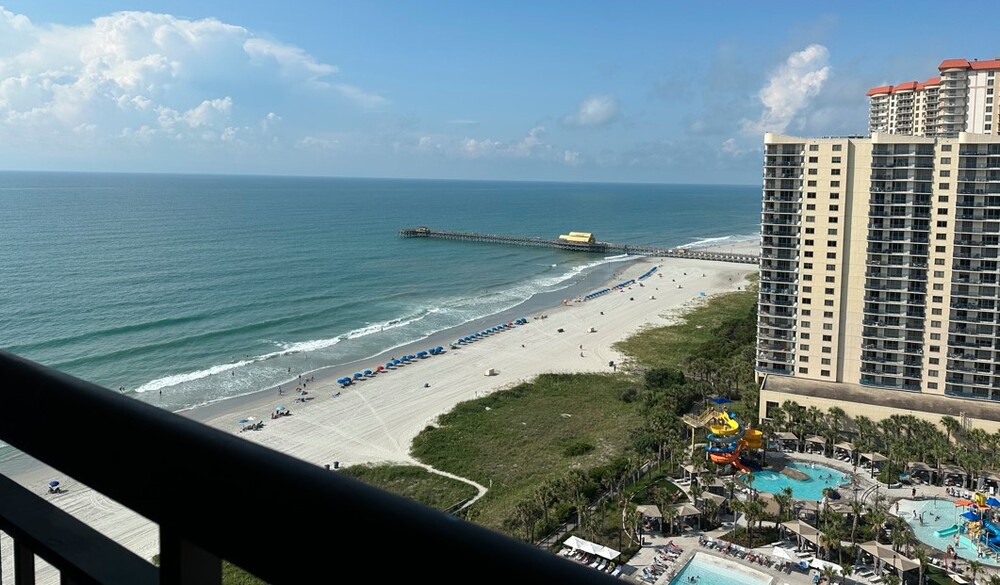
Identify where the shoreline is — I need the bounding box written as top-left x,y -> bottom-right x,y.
0,241 -> 758,583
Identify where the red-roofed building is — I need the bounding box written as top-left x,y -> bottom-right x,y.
868,58 -> 1000,137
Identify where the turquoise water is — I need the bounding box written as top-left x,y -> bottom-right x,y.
906,499 -> 1000,566
0,172 -> 760,419
669,553 -> 770,585
748,461 -> 848,501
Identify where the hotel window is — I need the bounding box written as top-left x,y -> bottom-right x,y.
820,370 -> 830,377
805,228 -> 815,234
809,145 -> 819,151
805,239 -> 814,245
831,169 -> 841,175
928,382 -> 938,389
801,309 -> 811,316
801,322 -> 810,328
822,323 -> 833,331
830,181 -> 840,187
822,346 -> 832,352
803,298 -> 811,304
807,192 -> 816,198
825,276 -> 835,283
808,180 -> 817,187
933,283 -> 943,290
799,344 -> 809,350
941,145 -> 951,151
832,144 -> 842,151
933,271 -> 944,278
808,168 -> 818,175
804,251 -> 813,257
802,286 -> 812,292
822,335 -> 831,342
799,356 -> 809,362
934,258 -> 945,265
929,357 -> 939,365
939,183 -> 950,190
800,333 -> 810,339
929,370 -> 938,377
932,296 -> 942,302
799,367 -> 808,374
830,193 -> 839,199
821,358 -> 830,365
803,263 -> 813,269
824,287 -> 834,294
823,311 -> 833,318
809,157 -> 818,163
932,308 -> 942,315
826,252 -> 836,259
806,204 -> 816,210
829,204 -> 839,211
827,241 -> 836,247
931,320 -> 941,328
941,157 -> 951,164
830,217 -> 838,223
940,170 -> 950,177
823,300 -> 833,307
827,229 -> 837,236
825,264 -> 835,270
832,157 -> 841,163
935,246 -> 946,253
936,234 -> 947,240
804,275 -> 812,281
805,216 -> 815,222
930,345 -> 940,353
937,209 -> 948,215
930,333 -> 941,340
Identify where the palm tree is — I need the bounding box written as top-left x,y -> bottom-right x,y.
741,498 -> 766,547
911,547 -> 929,585
968,560 -> 983,585
820,566 -> 837,585
534,482 -> 555,528
941,415 -> 961,444
849,498 -> 865,550
774,486 -> 793,523
701,498 -> 720,526
662,505 -> 679,536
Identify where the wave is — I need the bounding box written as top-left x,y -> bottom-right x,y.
132,258 -> 609,397
677,233 -> 759,249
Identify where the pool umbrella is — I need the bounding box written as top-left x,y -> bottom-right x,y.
954,499 -> 974,507
961,511 -> 980,521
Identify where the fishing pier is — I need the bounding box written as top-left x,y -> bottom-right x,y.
398,227 -> 759,264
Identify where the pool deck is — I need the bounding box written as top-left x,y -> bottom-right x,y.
621,450 -> 1000,584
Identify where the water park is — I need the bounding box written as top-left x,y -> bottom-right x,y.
901,493 -> 1000,567
684,398 -> 764,475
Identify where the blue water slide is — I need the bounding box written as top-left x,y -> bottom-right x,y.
706,441 -> 739,455
984,520 -> 1000,537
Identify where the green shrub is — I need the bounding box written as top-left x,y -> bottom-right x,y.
563,439 -> 595,457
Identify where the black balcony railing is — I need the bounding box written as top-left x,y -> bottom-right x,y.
0,351 -> 620,585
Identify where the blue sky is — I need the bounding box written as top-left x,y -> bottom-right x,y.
0,2 -> 995,184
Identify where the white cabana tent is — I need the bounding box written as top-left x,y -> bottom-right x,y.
810,557 -> 843,575
563,535 -> 621,561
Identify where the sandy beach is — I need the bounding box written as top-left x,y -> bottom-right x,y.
2,242 -> 757,582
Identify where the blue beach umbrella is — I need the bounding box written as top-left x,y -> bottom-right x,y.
238,418 -> 251,425
353,372 -> 363,379
386,362 -> 394,368
393,359 -> 401,365
435,346 -> 443,353
48,480 -> 60,488
363,369 -> 372,376
417,351 -> 427,358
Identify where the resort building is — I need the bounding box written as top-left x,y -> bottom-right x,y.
868,58 -> 1000,137
757,131 -> 1000,432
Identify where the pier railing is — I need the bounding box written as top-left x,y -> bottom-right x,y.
400,227 -> 759,264
0,350 -> 620,584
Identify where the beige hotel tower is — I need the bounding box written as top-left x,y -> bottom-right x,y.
756,58 -> 1000,431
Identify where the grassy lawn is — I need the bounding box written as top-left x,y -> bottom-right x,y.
411,372 -> 644,532
340,464 -> 477,512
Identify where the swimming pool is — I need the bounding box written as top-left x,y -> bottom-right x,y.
669,552 -> 772,585
903,498 -> 1000,567
747,461 -> 848,501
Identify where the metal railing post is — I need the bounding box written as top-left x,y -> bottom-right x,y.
159,527 -> 221,585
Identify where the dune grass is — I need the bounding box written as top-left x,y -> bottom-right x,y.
411,372 -> 643,531
340,464 -> 477,512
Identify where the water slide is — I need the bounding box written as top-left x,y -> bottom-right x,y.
935,525 -> 959,537
705,411 -> 759,471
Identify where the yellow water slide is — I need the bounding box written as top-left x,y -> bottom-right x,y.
743,429 -> 763,449
708,412 -> 740,438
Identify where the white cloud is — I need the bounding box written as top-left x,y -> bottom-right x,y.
0,9 -> 385,152
296,136 -> 337,150
562,95 -> 618,127
446,119 -> 478,125
741,44 -> 830,136
458,126 -> 550,159
563,150 -> 581,166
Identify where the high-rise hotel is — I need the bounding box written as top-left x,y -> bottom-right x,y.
756,130 -> 1000,431
867,57 -> 1000,137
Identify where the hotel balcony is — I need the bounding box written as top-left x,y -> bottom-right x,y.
944,386 -> 999,401
957,196 -> 1000,208
0,352 -> 617,585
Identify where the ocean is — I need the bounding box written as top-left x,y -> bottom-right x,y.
0,172 -> 759,417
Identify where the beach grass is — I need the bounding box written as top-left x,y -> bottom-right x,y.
612,285 -> 757,371
340,464 -> 478,512
411,372 -> 643,532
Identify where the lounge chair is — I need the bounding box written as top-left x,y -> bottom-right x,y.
868,576 -> 882,584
